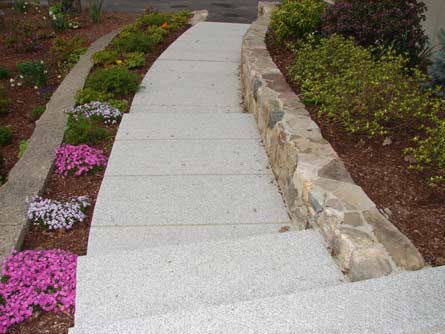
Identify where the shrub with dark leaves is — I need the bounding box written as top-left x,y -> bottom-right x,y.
322,0 -> 429,65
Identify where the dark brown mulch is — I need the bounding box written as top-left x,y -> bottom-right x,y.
266,32 -> 445,267
14,24 -> 191,334
0,6 -> 137,181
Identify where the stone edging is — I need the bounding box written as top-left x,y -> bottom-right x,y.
0,29 -> 122,263
241,2 -> 425,281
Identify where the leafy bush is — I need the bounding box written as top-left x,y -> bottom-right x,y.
51,36 -> 87,71
0,250 -> 77,333
0,127 -> 12,146
31,105 -> 46,120
0,67 -> 10,80
16,60 -> 48,87
4,19 -> 39,53
271,0 -> 326,43
92,50 -> 119,66
11,0 -> 31,13
64,114 -> 109,145
112,30 -> 163,53
406,119 -> 445,184
55,144 -> 107,176
75,87 -> 114,105
27,196 -> 90,230
85,66 -> 139,97
322,0 -> 429,65
289,35 -> 436,137
0,84 -> 11,113
124,52 -> 146,69
49,3 -> 67,32
429,29 -> 445,94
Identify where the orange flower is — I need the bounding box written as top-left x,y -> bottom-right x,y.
161,22 -> 168,30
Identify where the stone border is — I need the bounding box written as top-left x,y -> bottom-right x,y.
0,29 -> 122,263
241,2 -> 425,281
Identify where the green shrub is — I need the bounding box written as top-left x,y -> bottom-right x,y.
75,87 -> 114,105
64,114 -> 109,145
51,36 -> 87,71
49,3 -> 67,33
124,52 -> 146,69
16,60 -> 47,87
0,68 -> 10,80
85,66 -> 139,97
406,119 -> 445,185
137,12 -> 170,27
92,50 -> 119,66
108,99 -> 128,113
11,0 -> 31,13
18,140 -> 27,159
88,0 -> 104,23
31,106 -> 46,120
271,0 -> 326,43
0,85 -> 11,114
0,127 -> 12,146
290,34 -> 437,138
429,29 -> 445,94
112,31 -> 163,53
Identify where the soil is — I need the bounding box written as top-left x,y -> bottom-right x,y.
266,32 -> 445,268
0,5 -> 137,181
11,23 -> 191,334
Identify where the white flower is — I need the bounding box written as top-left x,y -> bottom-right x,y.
40,60 -> 44,64
11,83 -> 15,87
57,75 -> 62,79
9,78 -> 15,83
17,82 -> 22,87
43,16 -> 47,20
19,75 -> 24,79
49,10 -> 53,15
34,86 -> 38,90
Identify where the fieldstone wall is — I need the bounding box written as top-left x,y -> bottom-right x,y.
241,2 -> 425,281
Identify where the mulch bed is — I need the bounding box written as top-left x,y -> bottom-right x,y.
12,24 -> 190,334
0,4 -> 137,181
266,33 -> 445,267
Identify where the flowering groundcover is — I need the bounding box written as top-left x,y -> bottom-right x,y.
55,144 -> 108,177
0,250 -> 77,334
68,101 -> 122,125
27,196 -> 90,230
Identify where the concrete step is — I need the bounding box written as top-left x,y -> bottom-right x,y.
71,266 -> 445,334
91,174 -> 290,227
73,231 -> 344,328
87,224 -> 295,256
116,113 -> 260,140
131,60 -> 241,109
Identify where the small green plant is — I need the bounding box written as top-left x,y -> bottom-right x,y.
271,0 -> 326,43
49,3 -> 66,33
75,87 -> 114,105
51,36 -> 87,72
0,68 -> 10,80
88,0 -> 104,23
11,0 -> 31,13
92,50 -> 119,66
0,127 -> 12,146
64,114 -> 109,145
31,106 -> 46,120
85,66 -> 139,97
124,52 -> 146,69
18,140 -> 27,159
112,31 -> 163,53
16,60 -> 48,87
0,85 -> 11,113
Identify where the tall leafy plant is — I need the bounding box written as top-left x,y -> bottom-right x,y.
429,29 -> 445,95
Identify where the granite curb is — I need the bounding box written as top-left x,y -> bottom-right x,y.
240,2 -> 425,281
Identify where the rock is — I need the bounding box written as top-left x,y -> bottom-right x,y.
350,247 -> 393,281
363,209 -> 425,270
382,137 -> 392,146
318,159 -> 355,184
333,227 -> 375,268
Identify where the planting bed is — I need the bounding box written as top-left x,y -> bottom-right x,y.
0,3 -> 135,182
267,33 -> 445,267
1,8 -> 191,334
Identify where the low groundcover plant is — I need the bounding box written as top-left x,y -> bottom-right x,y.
55,144 -> 108,177
27,196 -> 90,230
0,249 -> 77,333
68,101 -> 122,125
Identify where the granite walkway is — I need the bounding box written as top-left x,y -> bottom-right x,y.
70,22 -> 445,334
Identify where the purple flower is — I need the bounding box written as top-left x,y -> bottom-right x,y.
68,101 -> 122,125
54,144 -> 108,177
0,250 -> 77,333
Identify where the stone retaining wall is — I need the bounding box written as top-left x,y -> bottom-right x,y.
241,2 -> 425,281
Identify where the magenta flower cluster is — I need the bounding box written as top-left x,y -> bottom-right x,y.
55,144 -> 108,177
27,196 -> 90,230
0,250 -> 77,333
